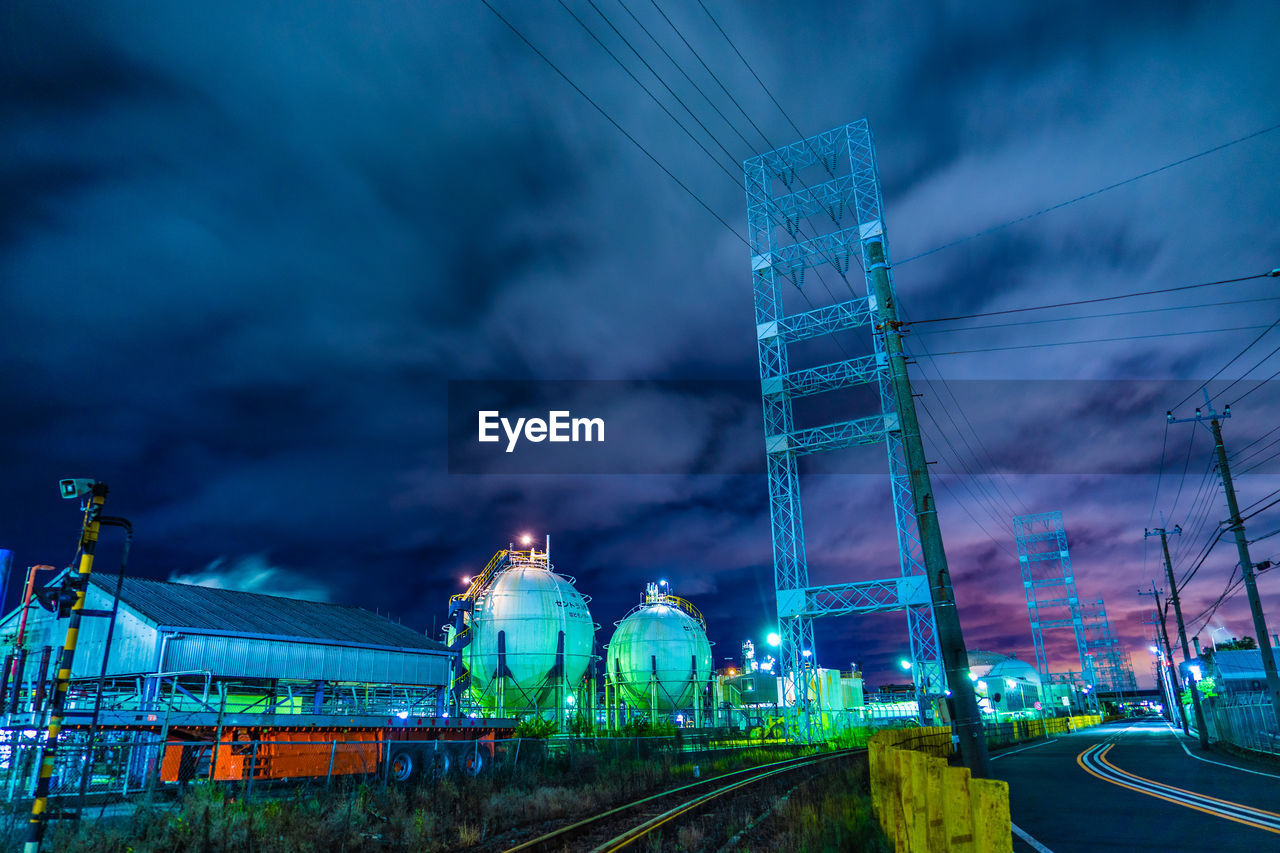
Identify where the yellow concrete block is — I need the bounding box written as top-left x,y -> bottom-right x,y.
895,748 -> 912,852
925,753 -> 946,851
908,750 -> 930,850
942,765 -> 975,853
970,777 -> 1012,853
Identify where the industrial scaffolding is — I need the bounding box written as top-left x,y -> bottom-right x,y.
747,119 -> 944,739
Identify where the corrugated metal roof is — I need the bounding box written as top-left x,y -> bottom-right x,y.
89,575 -> 446,652
1213,648 -> 1280,679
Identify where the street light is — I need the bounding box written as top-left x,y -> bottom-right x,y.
900,659 -> 912,671
766,632 -> 781,647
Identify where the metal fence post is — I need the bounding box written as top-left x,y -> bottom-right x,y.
512,737 -> 520,773
246,741 -> 259,802
326,740 -> 337,790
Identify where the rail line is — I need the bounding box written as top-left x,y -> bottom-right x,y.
501,748 -> 860,853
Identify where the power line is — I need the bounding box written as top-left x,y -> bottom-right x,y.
1241,493 -> 1280,522
1233,422 -> 1280,459
919,325 -> 1271,357
1212,336 -> 1280,403
614,0 -> 755,150
1168,425 -> 1198,520
695,0 -> 806,142
1150,421 -> 1170,526
904,273 -> 1271,327
912,295 -> 1280,337
1237,445 -> 1280,477
1230,363 -> 1280,407
478,0 -> 743,239
1171,313 -> 1280,411
1177,526 -> 1227,592
1242,486 -> 1280,516
897,120 -> 1280,265
1233,433 -> 1280,468
559,0 -> 740,183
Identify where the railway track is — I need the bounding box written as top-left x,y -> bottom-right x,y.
500,747 -> 862,853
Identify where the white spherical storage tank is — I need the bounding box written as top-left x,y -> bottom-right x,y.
466,558 -> 595,714
608,584 -> 713,711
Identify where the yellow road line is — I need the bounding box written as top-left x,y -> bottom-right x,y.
1096,745 -> 1280,819
1075,744 -> 1280,835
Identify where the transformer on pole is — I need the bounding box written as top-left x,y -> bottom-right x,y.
745,120 -> 944,739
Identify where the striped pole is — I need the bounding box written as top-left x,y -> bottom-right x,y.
25,483 -> 107,853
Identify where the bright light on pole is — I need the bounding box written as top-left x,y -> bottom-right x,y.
766,632 -> 781,647
900,659 -> 912,671
520,534 -> 533,546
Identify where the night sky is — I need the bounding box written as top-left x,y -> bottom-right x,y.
3,1 -> 1279,692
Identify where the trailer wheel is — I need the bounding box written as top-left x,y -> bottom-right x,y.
461,749 -> 484,776
429,750 -> 451,778
389,748 -> 417,784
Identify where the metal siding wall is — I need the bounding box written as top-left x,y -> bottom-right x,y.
163,634 -> 449,686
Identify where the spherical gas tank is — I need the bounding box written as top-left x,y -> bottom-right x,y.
467,561 -> 595,712
608,594 -> 713,711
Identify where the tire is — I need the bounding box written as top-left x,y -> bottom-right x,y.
461,748 -> 484,776
389,748 -> 417,784
429,748 -> 451,779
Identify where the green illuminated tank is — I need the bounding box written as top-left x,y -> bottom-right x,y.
607,583 -> 713,711
466,554 -> 595,713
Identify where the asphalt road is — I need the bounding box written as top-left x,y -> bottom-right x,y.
991,718 -> 1280,852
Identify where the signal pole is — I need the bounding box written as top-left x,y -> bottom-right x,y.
1144,528 -> 1207,745
867,238 -> 991,778
1168,396 -> 1280,732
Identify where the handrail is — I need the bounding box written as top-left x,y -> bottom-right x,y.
450,549 -> 509,606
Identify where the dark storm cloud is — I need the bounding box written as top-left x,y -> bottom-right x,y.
2,0 -> 1278,689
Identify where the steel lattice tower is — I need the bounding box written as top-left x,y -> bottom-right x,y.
1083,599 -> 1137,694
1012,512 -> 1097,687
746,120 -> 944,733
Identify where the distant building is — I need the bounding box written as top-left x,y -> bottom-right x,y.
967,650 -> 1044,717
1206,648 -> 1280,696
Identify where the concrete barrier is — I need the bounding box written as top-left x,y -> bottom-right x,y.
869,715 -> 1103,851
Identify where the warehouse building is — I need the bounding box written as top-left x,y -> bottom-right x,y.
0,572 -> 455,723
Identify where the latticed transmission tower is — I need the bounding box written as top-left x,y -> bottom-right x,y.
1083,599 -> 1138,694
1013,512 -> 1098,689
746,120 -> 944,734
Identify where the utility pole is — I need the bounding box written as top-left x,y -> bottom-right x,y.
1140,583 -> 1185,732
867,238 -> 991,778
1144,529 -> 1207,745
1168,396 -> 1280,730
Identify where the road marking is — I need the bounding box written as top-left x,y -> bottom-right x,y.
1163,721 -> 1280,779
1076,743 -> 1280,834
1011,822 -> 1055,852
992,738 -> 1056,760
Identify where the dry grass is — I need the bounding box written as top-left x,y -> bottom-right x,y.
27,743 -> 806,852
